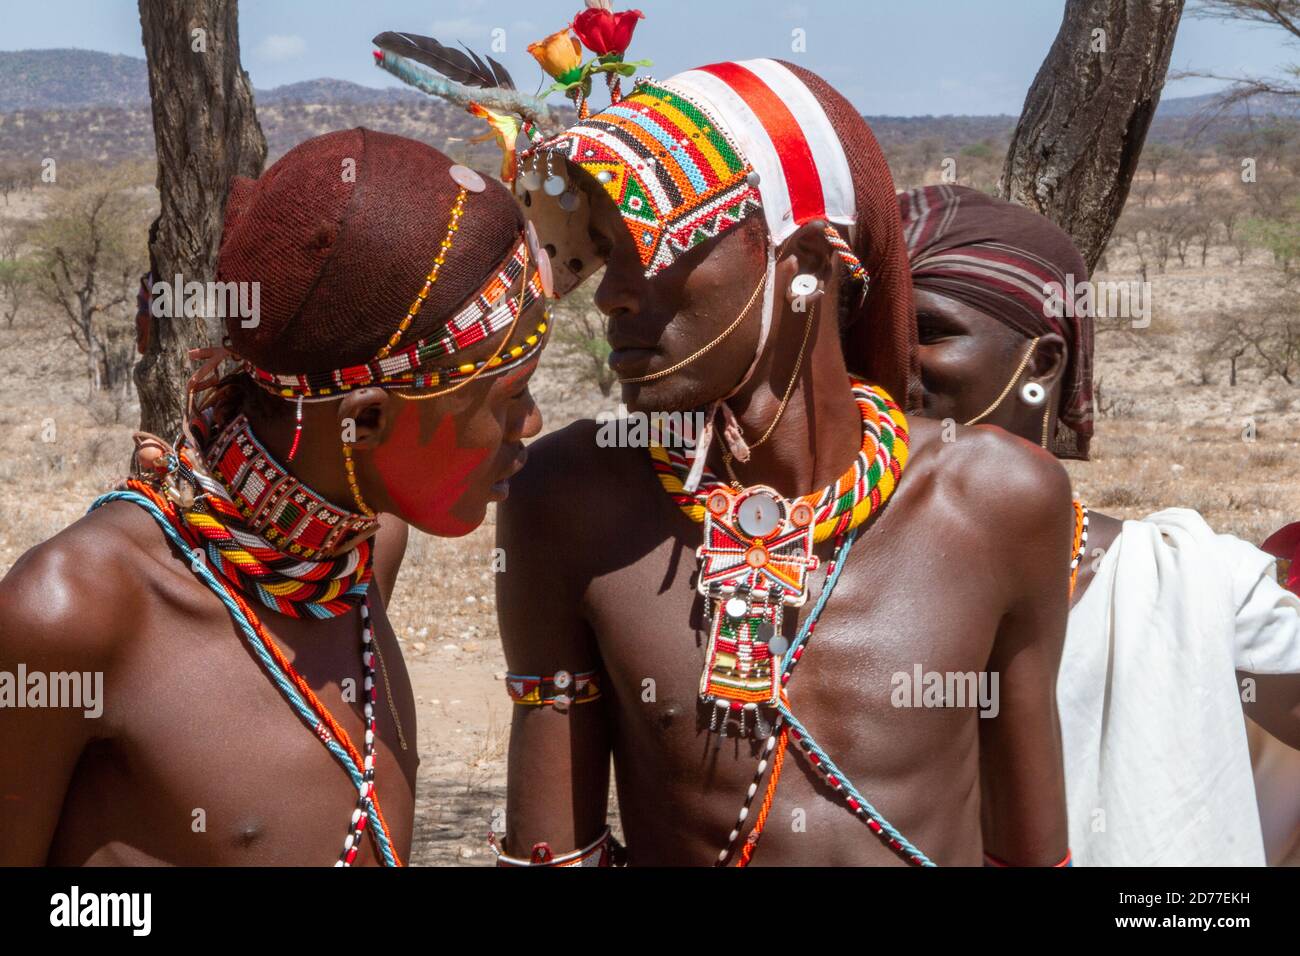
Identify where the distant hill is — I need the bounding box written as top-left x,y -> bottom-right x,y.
4,47 -> 1299,118
0,48 -> 1294,170
0,48 -> 430,112
256,78 -> 427,107
0,49 -> 150,111
1153,89 -> 1300,118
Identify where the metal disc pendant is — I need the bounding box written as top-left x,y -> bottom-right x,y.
520,168 -> 543,191
725,596 -> 748,619
756,621 -> 775,644
543,174 -> 567,196
558,189 -> 580,211
448,164 -> 486,193
768,634 -> 790,657
737,490 -> 782,538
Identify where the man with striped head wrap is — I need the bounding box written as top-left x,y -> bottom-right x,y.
898,183 -> 1093,459
896,184 -> 1300,867
496,62 -> 1076,867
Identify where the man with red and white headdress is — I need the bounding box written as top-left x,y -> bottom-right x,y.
494,59 -> 1076,867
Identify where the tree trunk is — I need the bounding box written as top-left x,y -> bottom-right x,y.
133,0 -> 266,439
998,0 -> 1185,272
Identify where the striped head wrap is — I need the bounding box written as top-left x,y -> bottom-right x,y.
898,184 -> 1094,460
523,58 -> 919,410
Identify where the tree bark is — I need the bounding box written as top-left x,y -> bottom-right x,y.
134,0 -> 266,438
998,0 -> 1185,272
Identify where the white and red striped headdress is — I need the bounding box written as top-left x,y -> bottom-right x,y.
522,58 -> 919,412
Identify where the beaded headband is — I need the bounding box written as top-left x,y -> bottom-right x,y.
242,173 -> 555,402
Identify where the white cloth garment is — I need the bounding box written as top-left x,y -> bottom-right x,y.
1060,508 -> 1300,866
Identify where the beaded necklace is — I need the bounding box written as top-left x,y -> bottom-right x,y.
1069,500 -> 1089,597
650,378 -> 908,738
645,376 -> 928,863
176,411 -> 375,618
651,378 -> 908,544
90,413 -> 403,866
203,412 -> 379,560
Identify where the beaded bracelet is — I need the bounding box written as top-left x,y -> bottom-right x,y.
983,849 -> 1073,867
490,827 -> 621,867
505,669 -> 601,711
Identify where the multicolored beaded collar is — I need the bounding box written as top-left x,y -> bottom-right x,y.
203,412 -> 379,560
650,378 -> 909,544
134,410 -> 375,620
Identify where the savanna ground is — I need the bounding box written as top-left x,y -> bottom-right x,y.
1,175 -> 1297,865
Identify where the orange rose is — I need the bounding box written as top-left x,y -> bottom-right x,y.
527,29 -> 583,84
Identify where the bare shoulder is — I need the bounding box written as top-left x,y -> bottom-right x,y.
907,417 -> 1073,534
0,499 -> 181,669
502,419 -> 648,546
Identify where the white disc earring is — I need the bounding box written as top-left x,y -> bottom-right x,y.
789,273 -> 819,299
1020,381 -> 1046,406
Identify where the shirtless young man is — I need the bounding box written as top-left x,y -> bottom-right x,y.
0,129 -> 549,865
495,61 -> 1074,866
897,182 -> 1300,865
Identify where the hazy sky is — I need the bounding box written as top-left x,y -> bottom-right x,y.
1,0 -> 1296,115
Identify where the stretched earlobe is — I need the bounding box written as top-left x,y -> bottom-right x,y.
337,388 -> 392,451
787,272 -> 822,302
778,220 -> 834,304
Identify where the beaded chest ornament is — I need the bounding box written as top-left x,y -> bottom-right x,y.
653,378 -> 909,738
696,484 -> 818,736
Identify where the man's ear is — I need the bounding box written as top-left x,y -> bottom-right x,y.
337,388 -> 395,450
776,220 -> 834,303
1030,333 -> 1068,393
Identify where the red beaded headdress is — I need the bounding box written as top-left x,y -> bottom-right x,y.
216,128 -> 553,402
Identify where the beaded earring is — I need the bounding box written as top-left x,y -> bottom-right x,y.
341,442 -> 375,517
286,395 -> 304,463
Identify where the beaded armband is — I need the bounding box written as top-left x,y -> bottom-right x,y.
983,849 -> 1072,867
505,669 -> 600,710
491,827 -> 622,867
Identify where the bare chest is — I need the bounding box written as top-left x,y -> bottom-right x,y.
50,579 -> 418,866
581,506 -> 1005,864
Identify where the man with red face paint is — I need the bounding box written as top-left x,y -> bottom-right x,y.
494,62 -> 1074,867
0,129 -> 550,865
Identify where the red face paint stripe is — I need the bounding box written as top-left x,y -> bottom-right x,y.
697,61 -> 825,226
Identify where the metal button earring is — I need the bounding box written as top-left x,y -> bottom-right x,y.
1020,381 -> 1046,405
788,273 -> 819,300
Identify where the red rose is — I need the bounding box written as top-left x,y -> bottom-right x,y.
1262,521 -> 1300,597
572,8 -> 644,57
